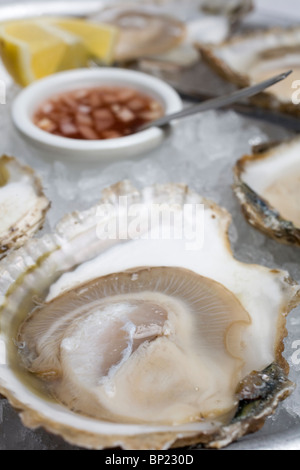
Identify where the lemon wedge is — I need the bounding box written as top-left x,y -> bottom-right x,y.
0,18 -> 118,87
0,19 -> 87,86
47,18 -> 119,65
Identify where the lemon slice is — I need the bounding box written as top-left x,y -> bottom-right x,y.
0,18 -> 118,87
47,18 -> 119,65
0,19 -> 87,86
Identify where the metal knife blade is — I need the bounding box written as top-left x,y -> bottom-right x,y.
138,70 -> 294,131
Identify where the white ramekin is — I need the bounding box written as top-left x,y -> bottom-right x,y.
12,68 -> 183,162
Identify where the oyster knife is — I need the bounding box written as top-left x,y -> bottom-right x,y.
138,70 -> 293,131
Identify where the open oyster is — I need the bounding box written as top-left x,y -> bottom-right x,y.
200,27 -> 300,115
0,181 -> 298,450
234,137 -> 300,246
91,3 -> 238,70
92,4 -> 186,62
0,155 -> 50,257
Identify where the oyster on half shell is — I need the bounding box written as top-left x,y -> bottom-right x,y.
0,155 -> 50,257
91,3 -> 241,71
92,4 -> 186,62
200,27 -> 300,115
234,136 -> 300,246
0,181 -> 298,450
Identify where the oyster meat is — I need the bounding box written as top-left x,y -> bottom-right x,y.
200,27 -> 300,115
0,181 -> 298,450
234,136 -> 300,246
0,155 -> 50,257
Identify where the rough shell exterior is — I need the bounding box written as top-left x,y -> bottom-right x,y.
233,141 -> 300,246
0,155 -> 50,257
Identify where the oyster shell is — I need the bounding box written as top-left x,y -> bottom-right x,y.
234,137 -> 300,246
0,155 -> 50,257
201,0 -> 253,22
0,181 -> 298,450
91,3 -> 238,70
92,4 -> 186,62
200,27 -> 300,115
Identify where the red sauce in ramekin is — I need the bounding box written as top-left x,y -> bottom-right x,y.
33,86 -> 164,140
